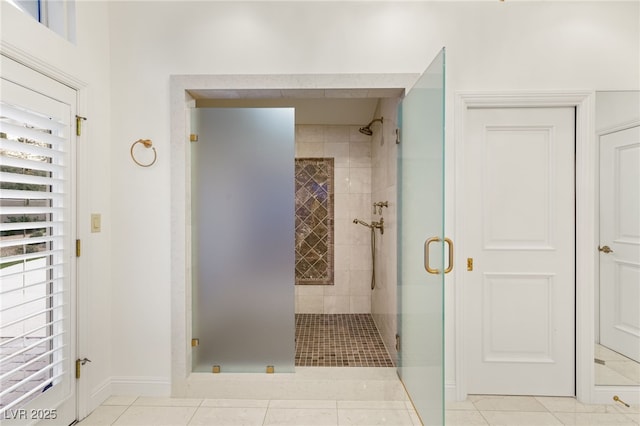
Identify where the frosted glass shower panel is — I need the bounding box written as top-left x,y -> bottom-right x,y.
397,48 -> 445,424
191,108 -> 295,373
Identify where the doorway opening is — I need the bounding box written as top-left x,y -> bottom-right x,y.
188,92 -> 403,371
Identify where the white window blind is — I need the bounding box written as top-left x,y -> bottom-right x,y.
0,99 -> 70,414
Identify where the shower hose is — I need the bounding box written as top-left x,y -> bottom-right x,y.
370,227 -> 376,290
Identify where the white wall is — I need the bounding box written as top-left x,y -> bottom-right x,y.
107,1 -> 639,396
596,91 -> 640,132
294,125 -> 375,314
371,98 -> 401,365
0,0 -> 113,415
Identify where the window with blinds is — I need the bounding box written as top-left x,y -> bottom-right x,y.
6,0 -> 77,43
0,100 -> 70,414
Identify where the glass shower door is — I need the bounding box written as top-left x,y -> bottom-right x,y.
191,108 -> 296,373
397,48 -> 446,424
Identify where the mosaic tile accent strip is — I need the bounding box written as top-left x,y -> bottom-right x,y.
295,158 -> 334,285
295,314 -> 394,367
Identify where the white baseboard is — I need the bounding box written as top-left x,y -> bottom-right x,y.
76,378 -> 112,420
110,376 -> 171,397
445,381 -> 459,402
90,378 -> 112,405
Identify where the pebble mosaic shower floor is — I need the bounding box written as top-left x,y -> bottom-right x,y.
295,314 -> 394,367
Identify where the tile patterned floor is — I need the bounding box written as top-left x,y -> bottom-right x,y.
78,395 -> 640,425
295,314 -> 394,367
78,396 -> 420,425
447,395 -> 640,426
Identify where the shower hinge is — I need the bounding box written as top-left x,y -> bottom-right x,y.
395,128 -> 401,144
75,358 -> 91,379
76,115 -> 87,136
76,239 -> 81,257
190,134 -> 199,142
212,365 -> 221,374
191,338 -> 199,347
266,365 -> 275,374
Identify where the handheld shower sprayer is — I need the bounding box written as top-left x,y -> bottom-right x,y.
352,217 -> 384,235
353,218 -> 371,227
352,217 -> 385,290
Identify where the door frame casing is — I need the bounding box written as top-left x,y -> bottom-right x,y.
454,91 -> 596,403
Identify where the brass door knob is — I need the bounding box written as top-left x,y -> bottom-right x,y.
598,245 -> 614,254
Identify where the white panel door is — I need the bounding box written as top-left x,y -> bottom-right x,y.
464,107 -> 575,396
599,125 -> 640,363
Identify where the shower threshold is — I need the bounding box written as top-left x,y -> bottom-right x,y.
295,314 -> 394,367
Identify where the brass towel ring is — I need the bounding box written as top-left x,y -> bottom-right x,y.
130,139 -> 157,167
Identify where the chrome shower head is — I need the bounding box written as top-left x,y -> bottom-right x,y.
358,117 -> 383,136
358,126 -> 373,136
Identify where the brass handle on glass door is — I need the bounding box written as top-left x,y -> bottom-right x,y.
444,238 -> 454,274
424,236 -> 441,274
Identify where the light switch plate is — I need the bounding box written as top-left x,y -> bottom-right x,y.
91,214 -> 101,233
